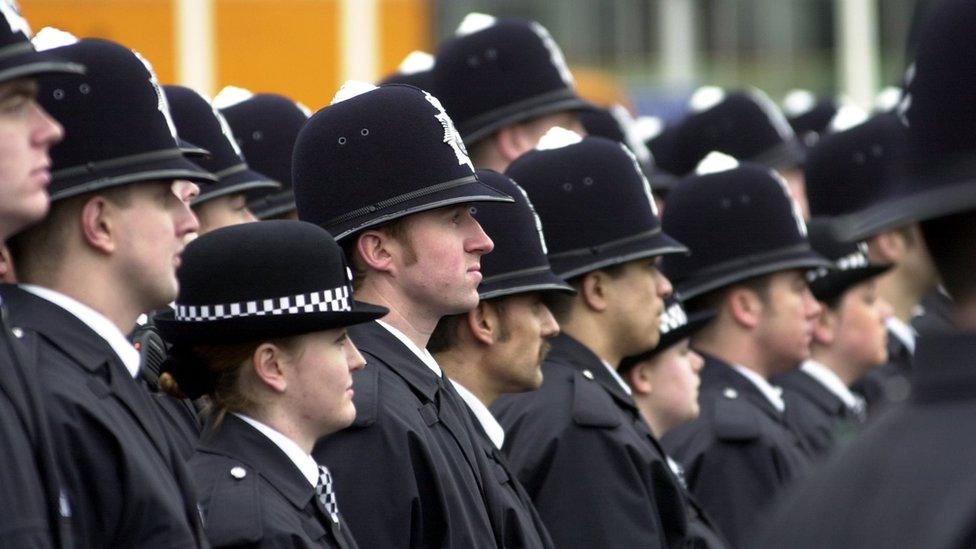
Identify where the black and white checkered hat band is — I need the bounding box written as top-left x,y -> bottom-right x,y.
175,285 -> 352,321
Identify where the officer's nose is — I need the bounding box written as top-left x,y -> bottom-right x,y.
466,215 -> 494,256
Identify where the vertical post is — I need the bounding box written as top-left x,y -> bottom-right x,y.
341,0 -> 378,83
659,0 -> 697,88
835,0 -> 879,109
175,0 -> 215,94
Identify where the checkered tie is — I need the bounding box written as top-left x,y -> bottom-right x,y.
315,465 -> 340,525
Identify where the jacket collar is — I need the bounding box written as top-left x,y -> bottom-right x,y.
698,352 -> 786,423
199,414 -> 316,510
348,321 -> 439,403
781,368 -> 847,416
1,284 -> 124,374
549,333 -> 639,413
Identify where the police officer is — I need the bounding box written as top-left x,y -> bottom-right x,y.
428,169 -> 572,549
659,154 -> 830,545
432,13 -> 590,172
758,1 -> 976,544
164,85 -> 279,234
493,128 -> 726,548
294,82 -> 514,548
2,37 -> 215,548
155,220 -> 387,548
803,113 -> 936,412
217,87 -> 310,220
0,5 -> 82,547
772,219 -> 892,458
618,298 -> 715,441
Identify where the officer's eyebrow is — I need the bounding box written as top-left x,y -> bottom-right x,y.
0,79 -> 38,102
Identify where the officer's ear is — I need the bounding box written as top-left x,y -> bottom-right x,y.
494,124 -> 536,162
867,229 -> 907,263
578,271 -> 610,313
625,363 -> 653,396
812,304 -> 836,346
250,342 -> 288,394
355,230 -> 394,274
466,300 -> 499,346
79,195 -> 119,254
727,286 -> 762,329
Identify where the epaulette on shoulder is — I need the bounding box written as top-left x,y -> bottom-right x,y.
349,364 -> 379,427
201,463 -> 262,546
572,370 -> 623,428
710,388 -> 761,441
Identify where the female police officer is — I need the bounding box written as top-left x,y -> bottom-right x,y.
155,220 -> 387,548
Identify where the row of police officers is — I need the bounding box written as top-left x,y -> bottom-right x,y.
2,0 -> 976,547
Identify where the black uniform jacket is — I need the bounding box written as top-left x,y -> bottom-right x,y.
0,303 -> 70,548
493,333 -> 728,549
0,285 -> 207,548
312,321 -> 499,549
191,414 -> 358,549
852,327 -> 913,413
757,332 -> 976,548
462,403 -> 556,549
774,369 -> 862,459
661,354 -> 811,546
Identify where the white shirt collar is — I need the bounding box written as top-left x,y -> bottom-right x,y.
450,380 -> 505,449
234,413 -> 320,487
731,364 -> 785,413
376,319 -> 443,377
21,284 -> 141,378
886,317 -> 916,354
800,360 -> 861,409
601,359 -> 633,396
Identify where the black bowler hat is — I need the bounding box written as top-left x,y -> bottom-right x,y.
661,160 -> 830,300
293,82 -> 513,241
432,14 -> 590,146
804,113 -> 908,220
579,105 -> 653,168
782,90 -> 838,148
163,85 -> 279,206
378,50 -> 435,92
833,0 -> 976,241
471,169 -> 573,300
653,88 -> 803,178
618,298 -> 715,374
156,220 -> 388,347
37,39 -> 216,201
805,219 -> 891,303
506,130 -> 686,280
0,8 -> 83,83
217,91 -> 309,218
644,122 -> 683,194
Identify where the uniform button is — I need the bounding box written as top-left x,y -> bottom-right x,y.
723,388 -> 738,399
10,327 -> 23,338
230,466 -> 247,479
582,370 -> 594,380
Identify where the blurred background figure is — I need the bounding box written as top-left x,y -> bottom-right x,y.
216,87 -> 311,221
164,85 -> 279,235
